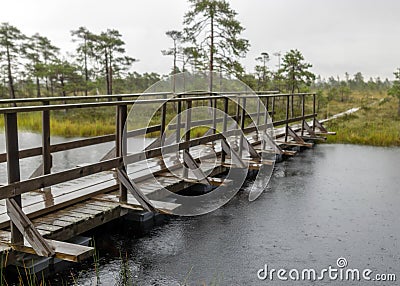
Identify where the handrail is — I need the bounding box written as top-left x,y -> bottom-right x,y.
0,90 -> 280,105
0,92 -> 315,114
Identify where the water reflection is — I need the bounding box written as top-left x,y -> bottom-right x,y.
63,144 -> 400,285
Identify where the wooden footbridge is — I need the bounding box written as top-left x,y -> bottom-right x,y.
0,91 -> 334,267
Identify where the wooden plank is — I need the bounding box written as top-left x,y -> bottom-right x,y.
182,150 -> 211,185
221,138 -> 247,168
116,169 -> 157,213
5,113 -> 24,245
11,239 -> 94,262
6,198 -> 55,257
275,141 -> 314,148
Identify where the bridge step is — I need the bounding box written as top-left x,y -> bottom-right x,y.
0,231 -> 94,262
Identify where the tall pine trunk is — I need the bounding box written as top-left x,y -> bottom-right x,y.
36,76 -> 41,97
84,37 -> 88,96
6,45 -> 16,106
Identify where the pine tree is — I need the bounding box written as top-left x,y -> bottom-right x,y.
0,23 -> 27,102
183,0 -> 249,80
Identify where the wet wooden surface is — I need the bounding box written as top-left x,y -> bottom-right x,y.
0,122 -> 321,259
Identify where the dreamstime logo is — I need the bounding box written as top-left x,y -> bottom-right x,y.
257,257 -> 397,282
122,71 -> 276,216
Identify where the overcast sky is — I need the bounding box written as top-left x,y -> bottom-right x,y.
1,0 -> 399,80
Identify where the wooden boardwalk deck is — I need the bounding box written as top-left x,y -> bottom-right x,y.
0,92 -> 335,266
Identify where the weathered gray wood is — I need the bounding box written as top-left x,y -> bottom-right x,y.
221,138 -> 246,168
116,169 -> 157,213
314,118 -> 328,133
182,150 -> 211,185
302,120 -> 317,137
100,146 -> 116,161
11,238 -> 94,262
262,132 -> 284,155
6,198 -> 55,257
42,101 -> 52,175
242,136 -> 261,160
287,126 -> 306,144
116,104 -> 128,203
5,112 -> 23,245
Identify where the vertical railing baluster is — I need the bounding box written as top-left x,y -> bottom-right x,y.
160,95 -> 167,144
301,94 -> 305,136
285,94 -> 290,142
212,94 -> 217,134
221,97 -> 229,163
271,97 -> 275,123
42,100 -> 51,176
239,97 -> 246,157
176,94 -> 182,143
313,93 -> 316,131
116,98 -> 128,203
5,112 -> 23,245
183,99 -> 192,178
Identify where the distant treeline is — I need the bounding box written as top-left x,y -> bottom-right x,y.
0,22 -> 393,101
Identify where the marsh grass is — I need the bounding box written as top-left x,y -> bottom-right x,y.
325,96 -> 400,146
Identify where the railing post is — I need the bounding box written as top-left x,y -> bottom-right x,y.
264,96 -> 269,126
221,97 -> 229,163
183,99 -> 192,178
271,96 -> 275,123
256,97 -> 261,127
5,112 -> 24,245
285,94 -> 290,142
291,93 -> 294,118
313,93 -> 316,131
160,95 -> 167,144
239,97 -> 246,156
212,94 -> 217,134
42,100 -> 51,175
116,99 -> 128,203
301,94 -> 305,136
176,94 -> 182,143
235,96 -> 241,125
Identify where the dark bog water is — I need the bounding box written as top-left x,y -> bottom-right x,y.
43,144 -> 399,285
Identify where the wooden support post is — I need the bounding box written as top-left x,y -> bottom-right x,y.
301,94 -> 305,136
6,198 -> 55,257
116,169 -> 157,213
183,100 -> 192,179
235,97 -> 241,125
284,126 -> 312,148
313,93 -> 316,131
303,120 -> 317,137
263,132 -> 284,155
221,97 -> 229,163
242,137 -> 261,160
314,118 -> 329,133
5,112 -> 23,245
212,95 -> 217,134
42,100 -> 52,175
291,94 -> 294,118
271,97 -> 275,122
221,138 -> 246,168
116,101 -> 128,203
182,150 -> 211,185
239,97 -> 246,157
285,95 -> 290,142
176,93 -> 182,143
160,95 -> 167,144
256,98 -> 261,126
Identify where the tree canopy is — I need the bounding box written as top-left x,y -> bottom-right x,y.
183,0 -> 250,77
279,49 -> 315,94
